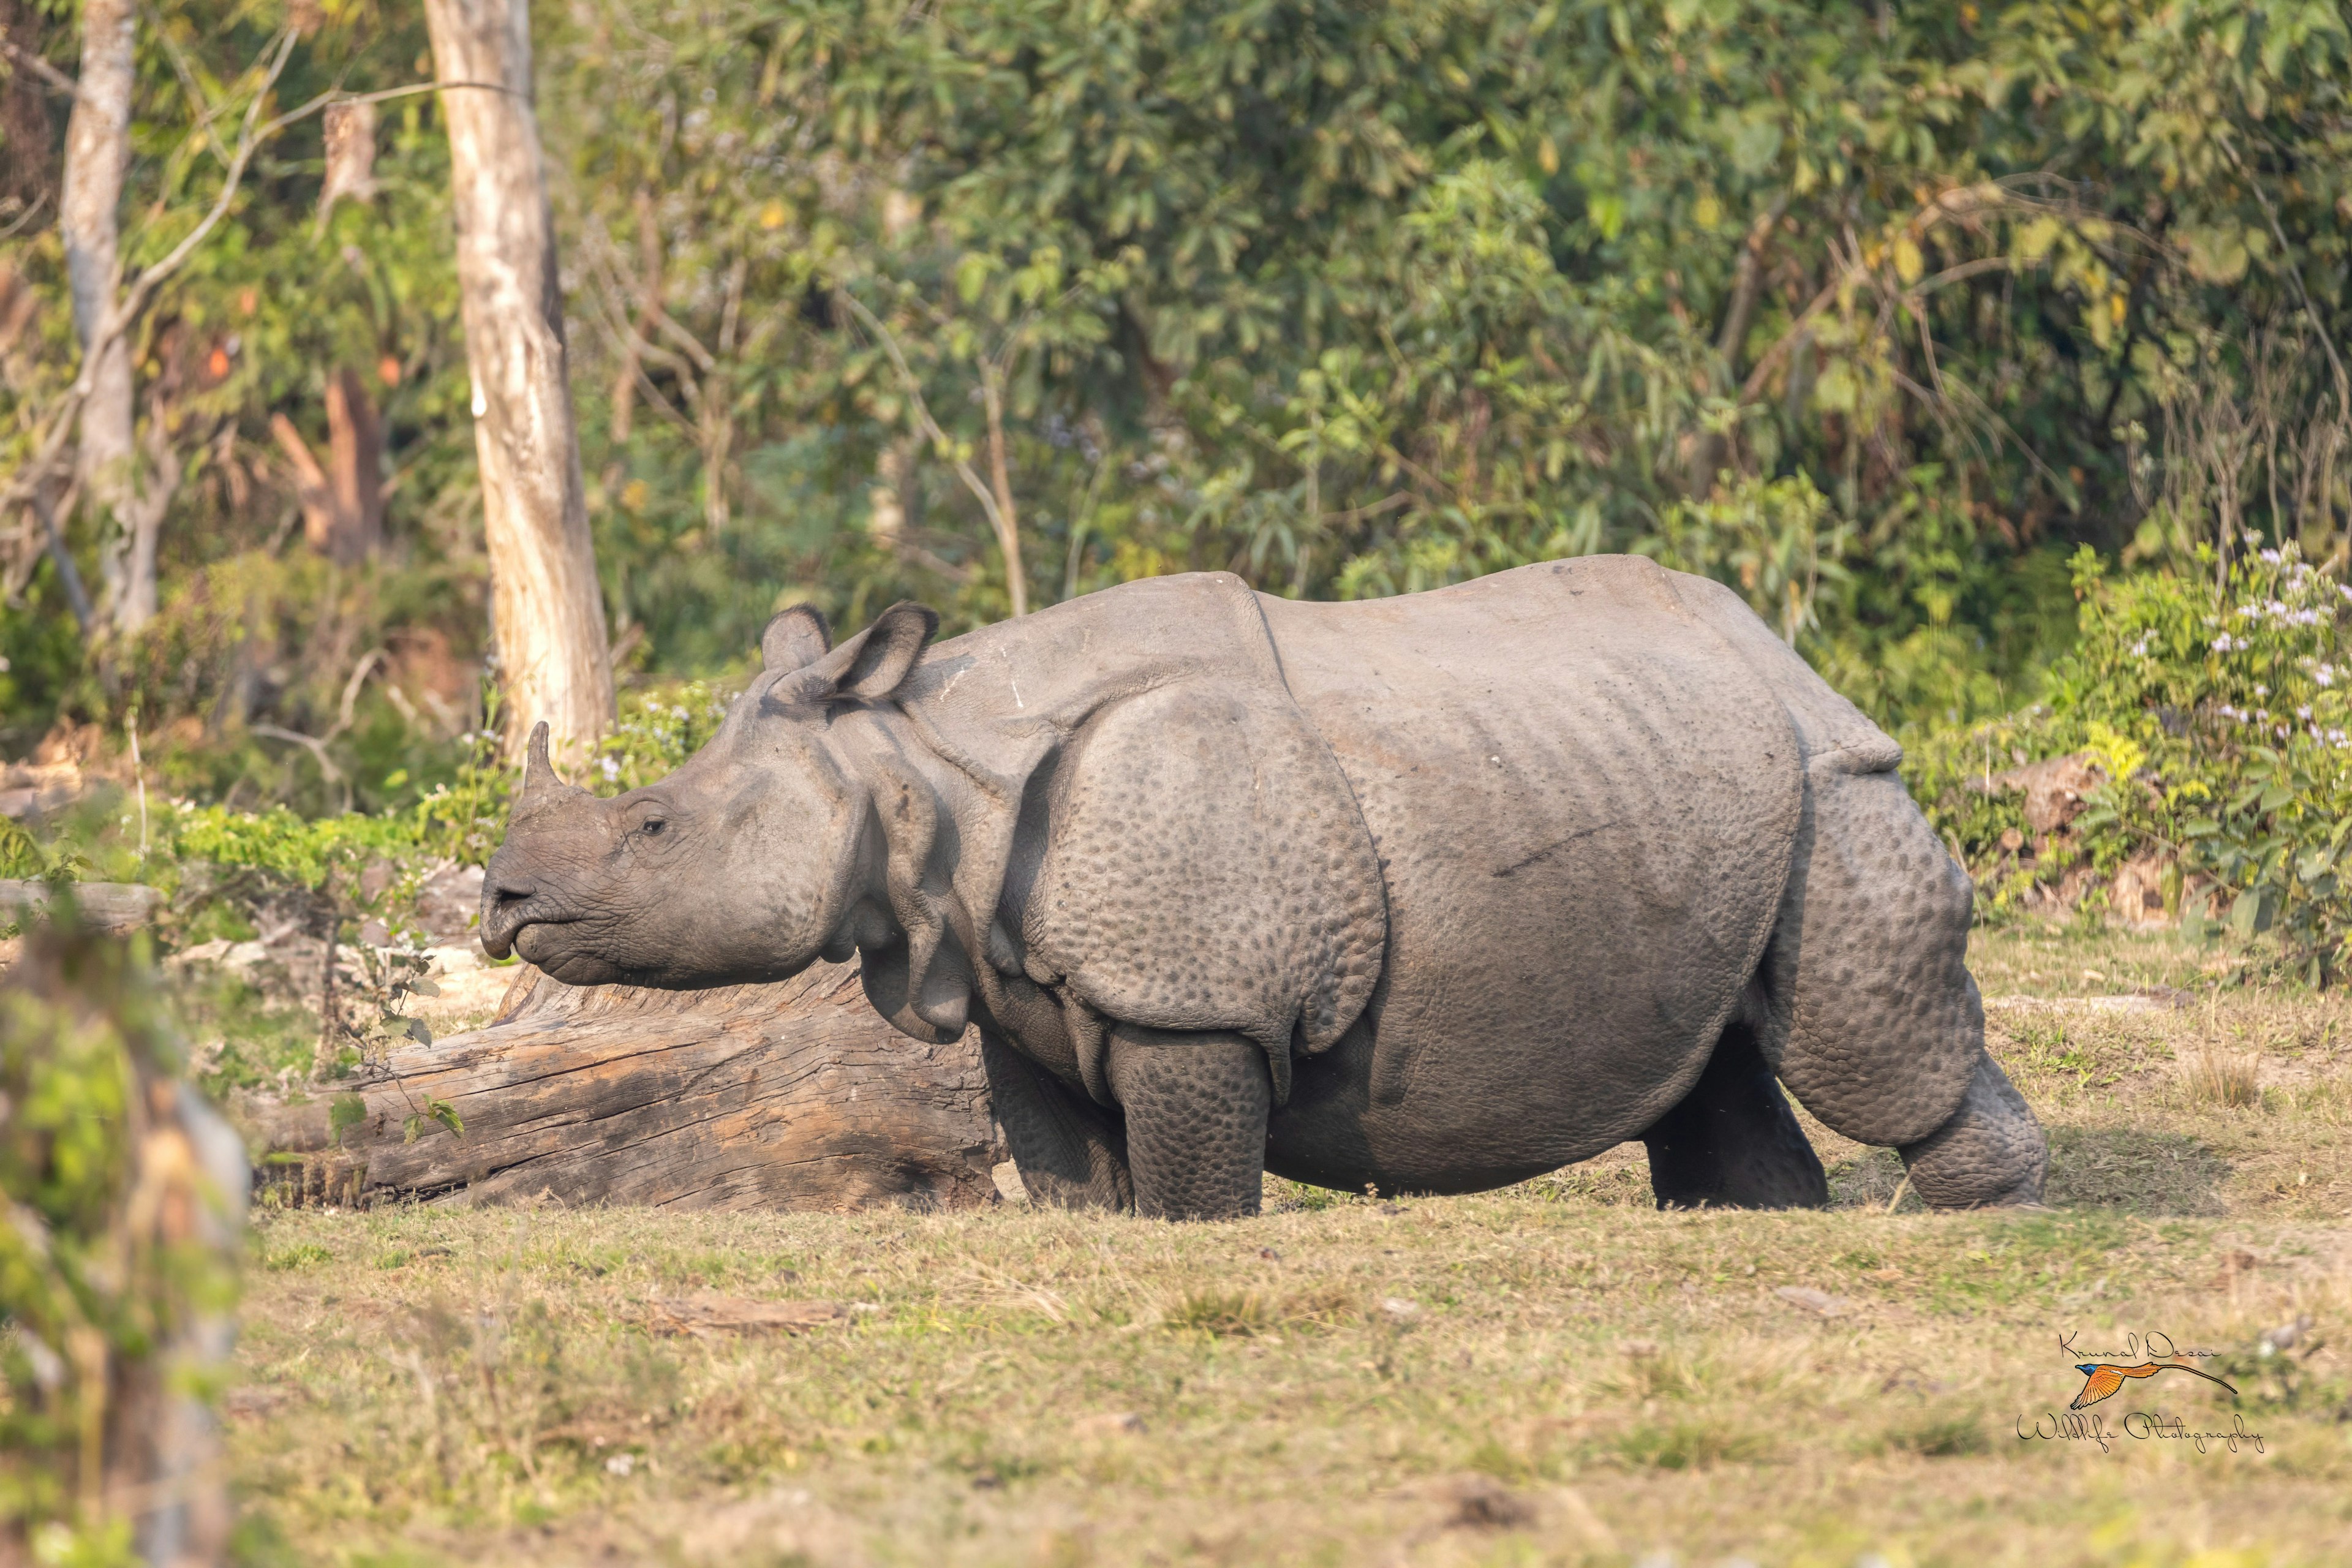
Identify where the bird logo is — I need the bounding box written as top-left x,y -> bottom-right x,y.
2070,1361 -> 2237,1410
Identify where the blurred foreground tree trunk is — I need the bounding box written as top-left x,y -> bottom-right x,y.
1,927 -> 247,1566
424,0 -> 612,763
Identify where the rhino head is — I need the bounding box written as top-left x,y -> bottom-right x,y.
477,602 -> 940,992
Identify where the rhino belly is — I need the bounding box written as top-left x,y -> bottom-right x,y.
1257,559 -> 1803,1191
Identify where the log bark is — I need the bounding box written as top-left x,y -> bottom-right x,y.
423,0 -> 613,764
246,959 -> 1007,1212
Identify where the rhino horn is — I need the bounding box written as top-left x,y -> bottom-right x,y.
514,720 -> 590,819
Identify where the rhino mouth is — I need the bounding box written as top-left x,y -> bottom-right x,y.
487,913 -> 628,987
478,893 -> 569,962
514,929 -> 629,986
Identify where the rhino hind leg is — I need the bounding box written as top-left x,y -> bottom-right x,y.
1104,1025 -> 1272,1221
1755,764 -> 2048,1207
1640,1020 -> 1828,1210
979,1031 -> 1134,1212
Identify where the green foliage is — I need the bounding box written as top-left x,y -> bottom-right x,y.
1,0 -> 2347,1008
13,0 -> 2346,783
1909,541 -> 2352,973
1649,473 -> 1844,644
532,0 -> 2348,734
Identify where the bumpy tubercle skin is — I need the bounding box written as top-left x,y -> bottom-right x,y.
480,557 -> 2049,1220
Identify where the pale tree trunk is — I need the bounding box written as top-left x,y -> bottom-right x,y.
59,0 -> 140,631
424,0 -> 612,764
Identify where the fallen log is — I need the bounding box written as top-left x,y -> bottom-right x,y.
0,877 -> 163,932
243,959 -> 1007,1212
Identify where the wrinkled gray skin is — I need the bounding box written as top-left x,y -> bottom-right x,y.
481,558 -> 2048,1219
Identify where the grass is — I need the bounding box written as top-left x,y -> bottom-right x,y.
217,924 -> 2352,1567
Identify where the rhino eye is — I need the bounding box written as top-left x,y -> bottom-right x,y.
640,818 -> 666,837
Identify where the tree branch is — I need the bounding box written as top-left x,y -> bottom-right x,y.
1714,194 -> 1789,373
0,40 -> 517,518
2226,141 -> 2352,425
1,36 -> 81,100
839,290 -> 1023,592
252,723 -> 352,813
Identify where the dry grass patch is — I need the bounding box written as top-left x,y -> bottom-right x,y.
214,927 -> 2352,1566
2181,1041 -> 2266,1109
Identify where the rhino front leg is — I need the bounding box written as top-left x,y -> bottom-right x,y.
1105,1025 -> 1272,1220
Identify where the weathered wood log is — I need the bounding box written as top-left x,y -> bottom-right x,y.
245,959 -> 1007,1212
0,878 -> 162,933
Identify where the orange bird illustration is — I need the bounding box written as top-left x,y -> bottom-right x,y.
2070,1361 -> 2237,1409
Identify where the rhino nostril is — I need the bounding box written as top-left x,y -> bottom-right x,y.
491,881 -> 537,910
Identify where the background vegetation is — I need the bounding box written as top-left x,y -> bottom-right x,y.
1,0 -> 2348,953
3,0 -> 2346,759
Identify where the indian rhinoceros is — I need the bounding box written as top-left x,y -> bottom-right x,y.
479,557 -> 2048,1219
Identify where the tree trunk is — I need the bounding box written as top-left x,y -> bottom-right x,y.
271,411 -> 339,551
58,0 -> 139,631
243,960 -> 1007,1212
424,0 -> 613,765
325,366 -> 383,560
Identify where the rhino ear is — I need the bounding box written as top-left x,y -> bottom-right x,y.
760,604 -> 832,673
789,601 -> 937,704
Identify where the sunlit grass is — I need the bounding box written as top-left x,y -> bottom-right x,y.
219,925 -> 2352,1566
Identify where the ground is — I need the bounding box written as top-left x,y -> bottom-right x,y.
220,925 -> 2352,1568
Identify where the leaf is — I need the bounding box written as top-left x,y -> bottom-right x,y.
2229,886 -> 2276,938
1586,190 -> 1626,242
2182,226 -> 2251,285
1812,361 -> 1858,414
954,251 -> 993,304
2016,216 -> 2063,263
328,1093 -> 368,1148
405,976 -> 440,997
404,1096 -> 463,1144
1892,235 -> 1924,285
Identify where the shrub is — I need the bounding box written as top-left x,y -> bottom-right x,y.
1908,541 -> 2351,977
4,679 -> 747,957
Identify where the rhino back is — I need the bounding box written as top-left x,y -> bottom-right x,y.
1256,556 -> 1806,1186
